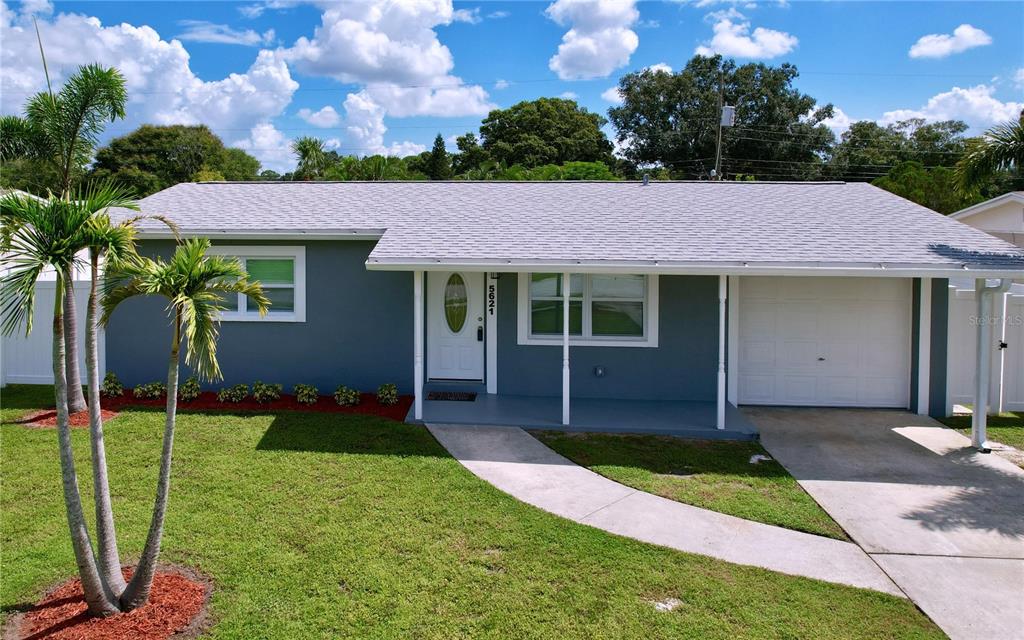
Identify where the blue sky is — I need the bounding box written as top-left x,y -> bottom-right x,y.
1,1 -> 1021,171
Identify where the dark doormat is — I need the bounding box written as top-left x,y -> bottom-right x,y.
426,391 -> 478,402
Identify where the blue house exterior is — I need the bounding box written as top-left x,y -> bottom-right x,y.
104,181 -> 1024,442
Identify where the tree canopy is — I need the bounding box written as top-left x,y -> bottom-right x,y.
90,125 -> 261,196
479,98 -> 614,168
608,55 -> 835,180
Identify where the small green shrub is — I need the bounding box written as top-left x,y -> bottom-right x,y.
334,385 -> 360,407
217,384 -> 249,403
100,372 -> 124,398
294,384 -> 319,405
133,382 -> 167,399
178,377 -> 201,402
376,383 -> 398,406
252,381 -> 283,403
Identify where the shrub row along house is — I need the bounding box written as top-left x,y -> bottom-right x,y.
107,181 -> 1024,445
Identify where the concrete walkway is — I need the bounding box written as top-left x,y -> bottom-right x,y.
426,423 -> 902,596
748,408 -> 1024,640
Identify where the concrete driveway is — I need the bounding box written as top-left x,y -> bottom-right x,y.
747,408 -> 1024,640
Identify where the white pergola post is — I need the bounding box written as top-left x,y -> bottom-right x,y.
717,275 -> 727,430
413,270 -> 424,421
972,278 -> 1011,450
562,271 -> 571,426
998,291 -> 1010,415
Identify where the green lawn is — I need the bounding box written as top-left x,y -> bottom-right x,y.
0,384 -> 58,424
938,410 -> 1024,451
1,386 -> 940,639
533,431 -> 847,540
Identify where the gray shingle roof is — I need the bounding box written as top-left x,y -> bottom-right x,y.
124,181 -> 1024,274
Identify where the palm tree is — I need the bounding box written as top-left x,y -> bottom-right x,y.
291,136 -> 328,180
955,112 -> 1024,194
102,238 -> 268,609
1,192 -> 122,616
1,62 -> 128,415
76,184 -> 177,596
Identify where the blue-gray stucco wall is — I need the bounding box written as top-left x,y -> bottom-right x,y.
928,278 -> 950,418
495,273 -> 718,401
910,277 -> 950,418
105,240 -> 414,393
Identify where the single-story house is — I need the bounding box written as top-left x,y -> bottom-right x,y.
107,181 -> 1024,445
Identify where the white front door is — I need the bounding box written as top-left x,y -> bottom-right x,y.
738,277 -> 912,408
428,272 -> 485,380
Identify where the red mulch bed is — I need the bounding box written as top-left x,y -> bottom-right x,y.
105,390 -> 413,422
15,409 -> 120,430
6,566 -> 209,640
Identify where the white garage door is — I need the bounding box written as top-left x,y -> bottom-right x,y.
738,277 -> 912,408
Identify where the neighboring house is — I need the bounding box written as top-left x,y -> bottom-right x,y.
105,181 -> 1024,442
951,191 -> 1024,249
947,192 -> 1024,414
0,189 -> 96,386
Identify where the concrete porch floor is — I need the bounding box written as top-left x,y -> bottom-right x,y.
407,393 -> 758,440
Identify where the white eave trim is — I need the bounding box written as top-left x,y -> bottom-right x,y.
137,229 -> 385,240
365,258 -> 1024,279
950,192 -> 1024,220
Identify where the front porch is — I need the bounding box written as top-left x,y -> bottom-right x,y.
407,391 -> 758,440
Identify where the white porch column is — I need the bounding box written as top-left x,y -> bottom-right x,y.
917,278 -> 932,415
972,278 -> 1011,449
717,275 -> 727,430
562,271 -> 571,426
998,291 -> 1010,415
413,270 -> 424,421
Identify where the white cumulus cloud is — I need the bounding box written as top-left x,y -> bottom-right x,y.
601,86 -> 624,104
559,91 -> 578,99
452,7 -> 481,24
175,20 -> 276,46
1013,67 -> 1024,89
0,5 -> 299,168
908,24 -> 992,59
695,13 -> 797,59
545,0 -> 639,80
297,105 -> 341,128
233,122 -> 293,172
645,62 -> 672,74
879,85 -> 1022,132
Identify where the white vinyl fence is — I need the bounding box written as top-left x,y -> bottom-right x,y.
947,286 -> 1024,413
0,281 -> 101,385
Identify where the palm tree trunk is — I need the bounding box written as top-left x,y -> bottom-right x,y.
63,266 -> 87,414
120,311 -> 181,611
52,277 -> 121,617
87,251 -> 127,596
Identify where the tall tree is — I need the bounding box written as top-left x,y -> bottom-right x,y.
424,134 -> 452,180
828,118 -> 968,181
872,161 -> 977,214
1,62 -> 128,414
480,98 -> 614,168
608,55 -> 834,180
955,112 -> 1024,194
1,191 -> 123,615
291,136 -> 329,180
452,133 -> 490,175
91,125 -> 260,196
102,238 -> 268,609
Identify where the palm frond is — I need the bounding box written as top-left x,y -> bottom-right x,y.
955,112 -> 1024,193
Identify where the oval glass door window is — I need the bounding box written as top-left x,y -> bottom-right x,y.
444,274 -> 468,333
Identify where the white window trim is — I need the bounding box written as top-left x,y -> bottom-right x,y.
207,245 -> 306,323
516,273 -> 659,347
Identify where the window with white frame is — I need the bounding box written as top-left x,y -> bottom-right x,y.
517,273 -> 658,347
207,246 -> 306,322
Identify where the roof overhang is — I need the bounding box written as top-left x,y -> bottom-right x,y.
950,192 -> 1024,221
364,257 -> 1024,279
137,229 -> 385,241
